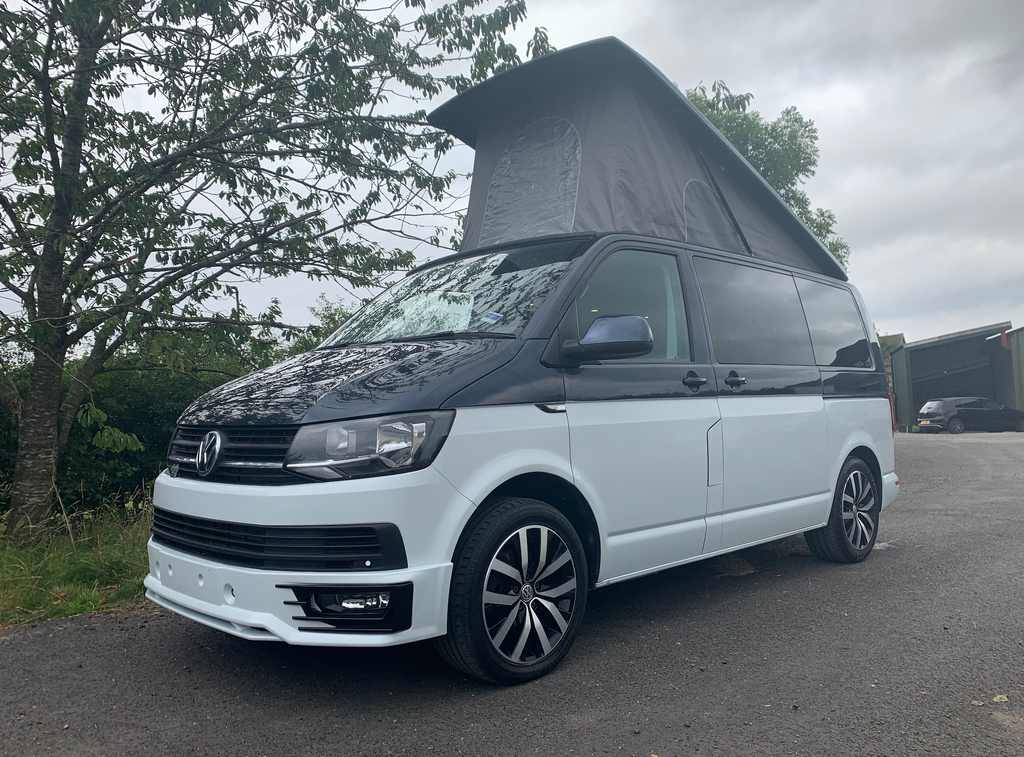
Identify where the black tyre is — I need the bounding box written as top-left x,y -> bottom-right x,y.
947,416 -> 966,434
434,497 -> 588,684
805,457 -> 879,563
1015,418 -> 1024,433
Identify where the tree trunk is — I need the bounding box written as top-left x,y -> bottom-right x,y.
7,11 -> 106,540
9,345 -> 66,537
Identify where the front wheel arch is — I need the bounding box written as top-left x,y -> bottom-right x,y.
456,472 -> 601,589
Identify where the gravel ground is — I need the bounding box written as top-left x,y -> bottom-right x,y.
2,432 -> 1023,756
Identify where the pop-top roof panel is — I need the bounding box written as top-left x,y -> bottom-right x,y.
428,37 -> 847,281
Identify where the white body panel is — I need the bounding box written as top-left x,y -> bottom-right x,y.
148,405 -> 573,646
144,550 -> 452,647
823,396 -> 898,510
148,394 -> 900,647
715,395 -> 831,551
566,398 -> 720,580
431,405 -> 571,506
147,465 -> 473,646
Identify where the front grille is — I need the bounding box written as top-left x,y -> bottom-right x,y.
167,425 -> 303,485
152,509 -> 408,571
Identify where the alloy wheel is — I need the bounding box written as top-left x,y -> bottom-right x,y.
482,525 -> 578,665
841,469 -> 876,550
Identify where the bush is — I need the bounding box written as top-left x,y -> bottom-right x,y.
0,487 -> 153,626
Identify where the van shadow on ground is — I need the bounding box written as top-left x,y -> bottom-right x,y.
158,534 -> 826,700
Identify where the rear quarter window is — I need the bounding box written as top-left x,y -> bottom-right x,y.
795,279 -> 873,369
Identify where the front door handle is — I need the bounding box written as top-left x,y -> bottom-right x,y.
724,373 -> 747,388
683,373 -> 708,390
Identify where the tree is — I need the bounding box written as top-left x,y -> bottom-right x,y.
0,0 -> 548,536
687,81 -> 850,268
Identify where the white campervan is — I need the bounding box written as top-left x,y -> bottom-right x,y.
146,38 -> 899,683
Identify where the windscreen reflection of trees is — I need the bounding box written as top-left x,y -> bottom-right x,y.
325,253 -> 573,344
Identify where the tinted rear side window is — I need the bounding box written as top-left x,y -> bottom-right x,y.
795,279 -> 872,368
693,257 -> 814,365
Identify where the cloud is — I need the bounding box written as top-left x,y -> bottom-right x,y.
513,0 -> 1024,341
262,0 -> 1022,345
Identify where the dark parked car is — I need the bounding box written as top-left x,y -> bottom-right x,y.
918,397 -> 1024,434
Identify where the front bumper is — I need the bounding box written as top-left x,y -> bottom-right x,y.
144,542 -> 451,646
146,466 -> 475,646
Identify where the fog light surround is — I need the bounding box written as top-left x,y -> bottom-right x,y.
278,582 -> 414,633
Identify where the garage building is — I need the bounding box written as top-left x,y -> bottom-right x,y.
890,322 -> 1021,428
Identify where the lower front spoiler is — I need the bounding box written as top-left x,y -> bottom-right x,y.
144,539 -> 452,647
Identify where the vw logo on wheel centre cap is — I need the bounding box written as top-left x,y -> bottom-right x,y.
196,430 -> 224,477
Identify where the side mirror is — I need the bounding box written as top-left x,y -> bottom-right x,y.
562,315 -> 654,366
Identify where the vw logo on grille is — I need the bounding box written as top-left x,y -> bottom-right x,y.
195,431 -> 224,477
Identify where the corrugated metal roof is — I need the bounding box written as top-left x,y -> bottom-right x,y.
894,322 -> 1012,352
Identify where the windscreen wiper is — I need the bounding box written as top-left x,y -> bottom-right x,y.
389,331 -> 517,342
318,331 -> 516,349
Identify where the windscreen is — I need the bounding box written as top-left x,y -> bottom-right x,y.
321,239 -> 587,346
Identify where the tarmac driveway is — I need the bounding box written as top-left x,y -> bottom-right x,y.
3,432 -> 1023,756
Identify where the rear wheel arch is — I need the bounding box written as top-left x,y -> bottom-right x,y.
847,445 -> 882,497
453,473 -> 601,589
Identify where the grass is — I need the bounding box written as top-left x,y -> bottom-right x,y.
0,491 -> 152,628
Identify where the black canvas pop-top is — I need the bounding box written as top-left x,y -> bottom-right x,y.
427,37 -> 846,281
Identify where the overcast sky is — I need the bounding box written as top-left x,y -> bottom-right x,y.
250,0 -> 1024,343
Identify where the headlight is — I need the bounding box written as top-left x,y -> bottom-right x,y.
284,411 -> 455,481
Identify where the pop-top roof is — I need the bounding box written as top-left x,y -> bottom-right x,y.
428,37 -> 847,281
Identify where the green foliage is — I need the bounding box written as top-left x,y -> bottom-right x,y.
687,81 -> 850,268
0,0 -> 540,529
0,355 -> 231,514
77,400 -> 145,453
0,490 -> 152,627
527,26 -> 555,59
286,293 -> 355,354
0,0 -> 535,353
878,333 -> 904,361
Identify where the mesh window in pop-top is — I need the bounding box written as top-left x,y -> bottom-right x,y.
478,117 -> 583,248
683,179 -> 746,254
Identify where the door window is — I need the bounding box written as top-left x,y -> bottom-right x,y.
693,257 -> 814,365
577,250 -> 691,362
795,279 -> 873,368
